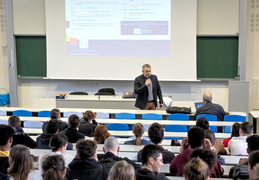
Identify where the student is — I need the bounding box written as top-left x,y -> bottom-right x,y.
107,161 -> 135,180
94,125 -> 111,144
42,155 -> 66,180
183,157 -> 210,180
8,145 -> 42,180
124,123 -> 150,145
249,150 -> 259,179
66,139 -> 108,180
222,122 -> 240,147
136,144 -> 168,180
79,110 -> 98,137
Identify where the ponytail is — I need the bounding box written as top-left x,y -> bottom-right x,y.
42,155 -> 65,180
43,168 -> 63,180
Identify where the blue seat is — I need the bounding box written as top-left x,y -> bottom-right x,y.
115,112 -> 136,119
164,125 -> 188,140
38,110 -> 51,117
13,110 -> 32,117
142,113 -> 162,120
0,120 -> 8,125
224,115 -> 246,122
224,126 -> 231,133
63,111 -> 83,118
196,114 -> 217,121
0,110 -> 7,116
96,112 -> 109,119
209,125 -> 218,133
24,121 -> 43,128
168,114 -> 189,121
107,123 -> 129,131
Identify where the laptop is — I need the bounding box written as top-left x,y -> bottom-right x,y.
194,102 -> 204,110
122,90 -> 136,98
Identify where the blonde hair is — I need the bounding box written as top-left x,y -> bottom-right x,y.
183,157 -> 210,180
133,123 -> 144,145
107,161 -> 135,180
8,145 -> 33,180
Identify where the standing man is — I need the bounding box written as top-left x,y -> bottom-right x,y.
134,64 -> 163,110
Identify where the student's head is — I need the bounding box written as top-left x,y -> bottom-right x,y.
183,157 -> 210,180
196,117 -> 209,130
190,148 -> 216,170
46,120 -> 59,134
83,110 -> 96,121
107,160 -> 135,180
76,139 -> 97,160
142,64 -> 151,77
230,122 -> 240,138
203,129 -> 216,152
188,127 -> 205,149
104,137 -> 119,153
133,123 -> 144,145
203,92 -> 212,103
141,144 -> 163,172
249,150 -> 259,179
8,145 -> 33,180
94,125 -> 111,144
0,124 -> 14,148
148,123 -> 164,145
68,114 -> 80,129
49,133 -> 68,152
240,121 -> 253,136
247,135 -> 259,154
50,108 -> 61,119
8,115 -> 21,128
42,155 -> 66,180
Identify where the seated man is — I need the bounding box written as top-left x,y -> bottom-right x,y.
97,137 -> 141,171
194,92 -> 229,121
170,127 -> 205,176
60,114 -> 85,143
136,144 -> 169,180
249,150 -> 259,179
42,108 -> 68,133
137,123 -> 175,163
36,119 -> 59,149
8,115 -> 37,148
0,125 -> 14,174
229,121 -> 253,155
66,139 -> 108,180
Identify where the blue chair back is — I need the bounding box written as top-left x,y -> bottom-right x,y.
142,113 -> 162,120
96,112 -> 109,119
63,111 -> 83,118
209,125 -> 218,133
115,112 -> 135,119
107,123 -> 129,131
38,110 -> 51,117
224,126 -> 231,133
0,120 -> 8,125
165,125 -> 188,132
196,114 -> 217,121
168,114 -> 189,121
13,110 -> 32,117
24,121 -> 43,128
0,110 -> 7,116
224,115 -> 246,122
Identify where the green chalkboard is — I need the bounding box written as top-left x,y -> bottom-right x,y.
197,36 -> 238,79
15,36 -> 238,79
16,36 -> 46,77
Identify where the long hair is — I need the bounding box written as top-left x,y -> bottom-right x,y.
107,161 -> 135,180
8,145 -> 33,180
94,125 -> 111,144
133,123 -> 144,145
42,155 -> 65,180
230,122 -> 240,138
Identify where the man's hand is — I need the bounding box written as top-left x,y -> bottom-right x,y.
159,104 -> 164,108
145,79 -> 151,86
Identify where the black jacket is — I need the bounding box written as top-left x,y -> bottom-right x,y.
36,133 -> 52,149
134,74 -> 163,109
0,157 -> 8,175
97,151 -> 141,171
78,119 -> 97,137
12,134 -> 37,149
42,119 -> 68,133
136,168 -> 169,180
66,158 -> 108,180
60,128 -> 85,143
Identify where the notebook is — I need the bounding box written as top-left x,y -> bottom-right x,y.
122,90 -> 136,98
194,102 -> 204,110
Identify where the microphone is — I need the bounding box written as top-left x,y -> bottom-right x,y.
96,82 -> 100,100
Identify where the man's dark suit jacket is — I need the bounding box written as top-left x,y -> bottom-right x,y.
134,74 -> 163,109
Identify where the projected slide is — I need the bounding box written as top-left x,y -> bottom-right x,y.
65,0 -> 171,56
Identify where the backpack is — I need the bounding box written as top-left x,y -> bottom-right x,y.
229,164 -> 249,180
